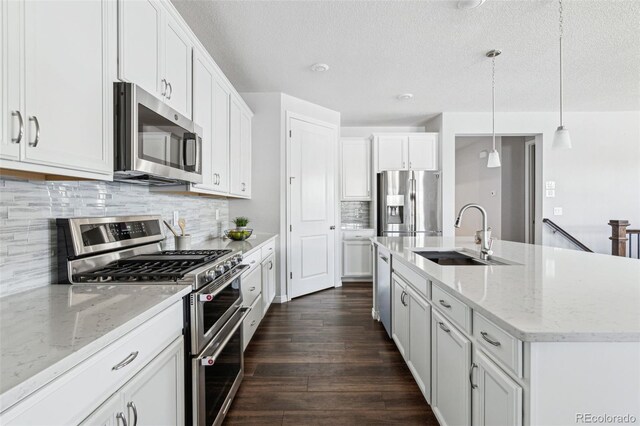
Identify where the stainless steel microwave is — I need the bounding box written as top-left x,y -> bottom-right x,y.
114,82 -> 202,185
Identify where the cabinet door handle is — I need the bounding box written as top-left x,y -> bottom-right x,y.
439,299 -> 452,309
438,321 -> 450,333
116,412 -> 128,426
269,261 -> 273,270
166,82 -> 173,100
28,116 -> 40,147
251,320 -> 256,326
127,401 -> 138,426
161,78 -> 167,97
480,331 -> 501,347
112,351 -> 139,370
400,291 -> 408,307
469,363 -> 478,389
249,286 -> 256,291
241,182 -> 246,191
380,255 -> 388,263
409,161 -> 412,169
11,111 -> 24,144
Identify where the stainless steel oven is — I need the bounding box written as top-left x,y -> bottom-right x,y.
192,305 -> 251,426
114,82 -> 203,185
190,264 -> 248,354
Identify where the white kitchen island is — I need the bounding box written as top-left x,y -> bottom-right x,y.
372,236 -> 640,426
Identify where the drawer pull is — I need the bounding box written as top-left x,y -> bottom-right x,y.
249,286 -> 256,291
469,362 -> 478,389
116,412 -> 128,426
439,299 -> 452,309
251,320 -> 256,326
480,331 -> 501,347
250,260 -> 256,265
112,351 -> 139,371
438,322 -> 451,333
127,401 -> 138,426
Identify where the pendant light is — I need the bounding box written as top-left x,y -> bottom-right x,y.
553,0 -> 572,149
486,49 -> 501,168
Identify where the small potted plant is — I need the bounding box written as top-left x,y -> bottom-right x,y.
225,217 -> 253,241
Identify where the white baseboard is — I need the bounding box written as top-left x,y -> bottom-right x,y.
273,295 -> 288,304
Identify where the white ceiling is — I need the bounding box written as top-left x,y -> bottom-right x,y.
172,0 -> 640,126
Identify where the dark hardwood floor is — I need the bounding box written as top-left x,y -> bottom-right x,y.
224,282 -> 439,425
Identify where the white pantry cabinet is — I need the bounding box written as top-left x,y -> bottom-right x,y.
1,0 -> 114,177
229,96 -> 252,197
118,0 -> 192,118
341,137 -> 371,200
431,309 -> 471,426
472,349 -> 523,426
81,336 -> 185,426
392,275 -> 409,358
374,133 -> 438,172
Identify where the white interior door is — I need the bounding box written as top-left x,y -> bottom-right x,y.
288,116 -> 336,299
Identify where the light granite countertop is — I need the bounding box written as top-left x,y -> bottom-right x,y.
192,233 -> 277,256
0,284 -> 191,411
373,236 -> 640,342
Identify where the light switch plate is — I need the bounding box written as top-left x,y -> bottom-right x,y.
554,207 -> 563,216
546,189 -> 556,198
173,211 -> 179,226
546,181 -> 556,190
215,209 -> 220,220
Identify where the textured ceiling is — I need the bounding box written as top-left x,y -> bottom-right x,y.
172,0 -> 640,126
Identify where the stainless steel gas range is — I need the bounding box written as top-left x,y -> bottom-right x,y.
56,215 -> 250,426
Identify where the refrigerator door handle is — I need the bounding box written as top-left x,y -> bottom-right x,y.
409,177 -> 417,233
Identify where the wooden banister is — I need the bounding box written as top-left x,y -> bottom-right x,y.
609,220 -> 630,256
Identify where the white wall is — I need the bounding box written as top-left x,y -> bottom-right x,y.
455,137 -> 502,238
341,126 -> 424,137
428,111 -> 640,254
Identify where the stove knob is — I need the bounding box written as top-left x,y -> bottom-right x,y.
234,254 -> 243,264
224,261 -> 232,271
206,270 -> 217,281
215,265 -> 225,276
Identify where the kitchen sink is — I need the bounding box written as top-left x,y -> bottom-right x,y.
414,250 -> 516,266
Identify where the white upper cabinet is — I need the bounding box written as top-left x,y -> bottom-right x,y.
1,0 -> 114,176
408,134 -> 438,170
229,96 -> 252,197
118,0 -> 192,118
377,135 -> 407,171
118,0 -> 162,98
375,133 -> 438,172
192,49 -> 215,189
212,79 -> 231,193
240,107 -> 252,197
341,137 -> 371,200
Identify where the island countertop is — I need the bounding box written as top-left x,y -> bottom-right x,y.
373,236 -> 640,342
0,284 -> 191,411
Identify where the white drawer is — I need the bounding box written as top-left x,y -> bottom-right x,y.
473,311 -> 523,377
1,301 -> 183,426
393,258 -> 429,298
431,284 -> 471,334
342,229 -> 375,241
261,239 -> 276,260
241,264 -> 262,307
242,249 -> 261,274
243,294 -> 263,351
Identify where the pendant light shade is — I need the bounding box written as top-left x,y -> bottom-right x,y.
487,149 -> 501,168
553,0 -> 572,149
486,49 -> 502,168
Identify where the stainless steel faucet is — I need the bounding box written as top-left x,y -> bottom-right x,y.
455,203 -> 493,258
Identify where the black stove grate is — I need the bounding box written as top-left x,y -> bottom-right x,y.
72,249 -> 233,283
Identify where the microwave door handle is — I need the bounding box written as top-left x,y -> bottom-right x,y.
182,133 -> 198,171
200,307 -> 252,366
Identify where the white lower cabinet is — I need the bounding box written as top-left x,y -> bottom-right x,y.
391,274 -> 409,358
406,285 -> 431,403
261,253 -> 276,316
472,348 -> 523,426
432,309 -> 471,426
342,240 -> 373,277
81,336 -> 185,426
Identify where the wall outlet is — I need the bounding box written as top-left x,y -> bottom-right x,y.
173,211 -> 179,226
545,189 -> 556,198
546,181 -> 556,190
554,207 -> 563,216
215,209 -> 220,221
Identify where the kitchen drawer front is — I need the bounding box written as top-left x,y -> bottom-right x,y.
473,311 -> 523,377
393,258 -> 429,298
261,239 -> 276,260
0,301 -> 183,426
431,284 -> 471,334
242,249 -> 262,274
243,294 -> 263,351
241,264 -> 262,307
342,229 -> 375,241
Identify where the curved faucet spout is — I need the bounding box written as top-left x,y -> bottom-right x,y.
455,203 -> 492,257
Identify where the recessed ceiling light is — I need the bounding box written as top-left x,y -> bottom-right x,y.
397,93 -> 414,101
457,0 -> 487,9
310,63 -> 330,72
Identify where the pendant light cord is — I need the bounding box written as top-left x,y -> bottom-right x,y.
559,0 -> 564,127
492,55 -> 496,151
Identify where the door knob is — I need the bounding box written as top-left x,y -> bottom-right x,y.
329,226 -> 335,230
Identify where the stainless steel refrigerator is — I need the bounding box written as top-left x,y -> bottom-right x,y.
377,170 -> 441,237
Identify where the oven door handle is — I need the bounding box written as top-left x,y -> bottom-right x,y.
200,307 -> 251,366
198,265 -> 248,303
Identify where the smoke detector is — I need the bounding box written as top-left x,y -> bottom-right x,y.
397,93 -> 414,101
457,0 -> 487,9
310,63 -> 330,72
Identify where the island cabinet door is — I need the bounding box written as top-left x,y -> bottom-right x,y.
431,310 -> 471,426
406,286 -> 431,403
472,349 -> 523,426
391,275 -> 409,358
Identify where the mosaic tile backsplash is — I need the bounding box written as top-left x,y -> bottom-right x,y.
0,177 -> 229,297
341,201 -> 371,226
